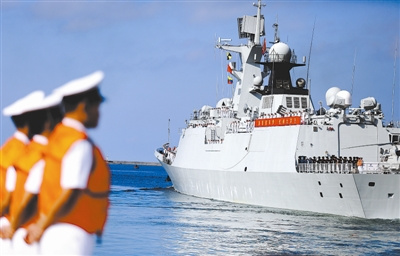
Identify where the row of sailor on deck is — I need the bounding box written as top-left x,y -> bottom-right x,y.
0,71 -> 110,255
297,155 -> 364,173
299,155 -> 363,164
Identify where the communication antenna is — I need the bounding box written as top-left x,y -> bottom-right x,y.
391,39 -> 398,122
351,48 -> 357,95
168,119 -> 170,144
306,17 -> 316,90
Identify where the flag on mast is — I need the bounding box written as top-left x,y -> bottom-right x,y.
227,52 -> 232,60
262,38 -> 267,55
227,76 -> 233,84
227,63 -> 233,73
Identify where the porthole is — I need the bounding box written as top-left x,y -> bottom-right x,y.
368,182 -> 375,187
339,193 -> 343,198
244,167 -> 247,172
320,192 -> 323,197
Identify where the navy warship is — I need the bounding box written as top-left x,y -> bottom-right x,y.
155,0 -> 400,219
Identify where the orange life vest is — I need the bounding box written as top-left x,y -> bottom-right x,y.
0,136 -> 28,206
8,139 -> 46,227
39,123 -> 110,235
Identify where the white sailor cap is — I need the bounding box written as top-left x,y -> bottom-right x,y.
54,71 -> 104,98
35,92 -> 63,111
3,91 -> 63,117
3,91 -> 45,116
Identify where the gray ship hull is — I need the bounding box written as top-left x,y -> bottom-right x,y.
156,156 -> 399,219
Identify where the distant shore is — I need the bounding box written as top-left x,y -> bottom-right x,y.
107,160 -> 161,166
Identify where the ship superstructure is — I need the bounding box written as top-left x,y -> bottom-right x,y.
155,1 -> 400,219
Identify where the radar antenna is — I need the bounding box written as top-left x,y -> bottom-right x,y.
273,21 -> 280,43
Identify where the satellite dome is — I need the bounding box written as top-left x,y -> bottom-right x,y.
253,76 -> 263,86
337,90 -> 352,106
325,87 -> 341,107
268,42 -> 291,62
333,90 -> 352,109
201,105 -> 211,113
216,98 -> 232,108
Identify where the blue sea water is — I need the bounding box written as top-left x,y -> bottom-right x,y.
93,164 -> 400,256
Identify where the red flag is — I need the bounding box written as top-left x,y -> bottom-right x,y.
227,63 -> 232,73
262,38 -> 267,55
227,76 -> 233,84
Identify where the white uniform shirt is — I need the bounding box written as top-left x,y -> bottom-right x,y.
5,131 -> 29,192
24,135 -> 48,194
59,117 -> 93,189
25,119 -> 93,193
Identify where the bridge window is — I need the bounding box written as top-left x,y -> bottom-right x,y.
301,97 -> 308,108
286,97 -> 293,108
389,134 -> 400,144
262,96 -> 273,109
294,97 -> 300,108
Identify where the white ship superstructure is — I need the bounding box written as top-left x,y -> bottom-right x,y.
155,1 -> 400,219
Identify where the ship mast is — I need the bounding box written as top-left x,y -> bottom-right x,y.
253,0 -> 265,45
216,0 -> 266,117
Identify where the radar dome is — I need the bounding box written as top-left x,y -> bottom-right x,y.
200,105 -> 211,113
325,87 -> 341,107
216,98 -> 232,108
333,90 -> 352,109
253,76 -> 263,86
268,42 -> 291,62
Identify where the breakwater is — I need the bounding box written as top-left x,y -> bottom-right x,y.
107,160 -> 161,166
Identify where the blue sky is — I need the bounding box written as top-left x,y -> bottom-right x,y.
1,0 -> 399,162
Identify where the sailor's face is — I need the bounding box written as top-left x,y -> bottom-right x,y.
84,101 -> 100,128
